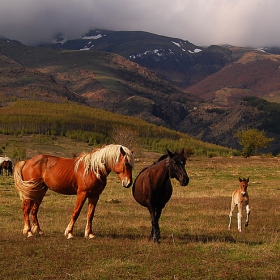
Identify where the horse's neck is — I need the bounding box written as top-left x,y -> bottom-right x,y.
155,158 -> 170,179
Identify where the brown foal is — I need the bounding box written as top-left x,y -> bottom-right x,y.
228,177 -> 250,232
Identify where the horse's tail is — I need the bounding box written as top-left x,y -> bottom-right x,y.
14,161 -> 46,204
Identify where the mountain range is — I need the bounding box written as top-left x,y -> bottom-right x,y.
1,29 -> 280,154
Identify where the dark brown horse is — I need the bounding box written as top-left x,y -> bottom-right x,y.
14,144 -> 134,238
0,160 -> 13,175
132,148 -> 189,243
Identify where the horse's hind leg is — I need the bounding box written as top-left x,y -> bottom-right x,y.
22,199 -> 34,237
228,202 -> 236,230
30,202 -> 43,235
245,204 -> 250,227
154,208 -> 162,242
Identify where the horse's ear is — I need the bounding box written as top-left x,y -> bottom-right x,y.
166,148 -> 174,158
120,146 -> 126,156
179,148 -> 184,155
131,148 -> 134,154
239,177 -> 242,182
247,177 -> 249,182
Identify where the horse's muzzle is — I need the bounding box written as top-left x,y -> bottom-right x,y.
180,177 -> 189,186
122,180 -> 132,188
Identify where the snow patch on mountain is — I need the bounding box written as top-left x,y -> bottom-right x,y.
171,40 -> 202,54
82,34 -> 103,40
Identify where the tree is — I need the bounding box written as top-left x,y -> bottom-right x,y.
12,146 -> 26,160
235,129 -> 274,157
110,126 -> 139,151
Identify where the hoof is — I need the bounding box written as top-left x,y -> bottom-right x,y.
27,232 -> 34,237
66,233 -> 74,239
149,236 -> 160,244
32,226 -> 44,235
87,233 -> 96,239
245,223 -> 249,227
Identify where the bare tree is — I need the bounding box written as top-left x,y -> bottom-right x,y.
110,126 -> 140,154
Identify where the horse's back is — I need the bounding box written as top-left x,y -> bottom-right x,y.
24,154 -> 73,172
18,154 -> 79,195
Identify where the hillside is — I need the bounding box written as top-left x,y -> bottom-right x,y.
48,30 -> 280,105
1,31 -> 280,154
0,39 -> 196,128
50,30 -> 238,88
0,100 -> 235,158
186,49 -> 280,105
0,53 -> 82,103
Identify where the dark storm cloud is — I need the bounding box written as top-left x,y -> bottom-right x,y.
1,0 -> 280,47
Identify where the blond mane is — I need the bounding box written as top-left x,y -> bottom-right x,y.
75,144 -> 134,178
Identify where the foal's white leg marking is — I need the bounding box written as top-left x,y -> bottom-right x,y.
228,202 -> 236,230
228,213 -> 233,230
245,204 -> 250,227
237,212 -> 242,232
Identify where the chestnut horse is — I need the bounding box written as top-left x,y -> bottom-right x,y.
132,148 -> 189,243
228,177 -> 250,232
14,144 -> 134,238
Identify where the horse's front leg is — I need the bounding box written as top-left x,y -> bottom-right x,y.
245,204 -> 250,227
22,199 -> 34,237
237,203 -> 243,232
30,202 -> 43,235
84,195 -> 100,239
228,202 -> 236,230
154,208 -> 162,243
64,192 -> 87,239
148,205 -> 160,243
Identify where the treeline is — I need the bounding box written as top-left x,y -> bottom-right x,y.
0,100 -> 236,157
243,96 -> 280,134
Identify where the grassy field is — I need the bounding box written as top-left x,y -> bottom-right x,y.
1,155 -> 280,279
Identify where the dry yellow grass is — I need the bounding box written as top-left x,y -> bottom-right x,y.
0,156 -> 280,279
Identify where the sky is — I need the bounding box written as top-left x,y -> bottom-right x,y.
1,0 -> 280,47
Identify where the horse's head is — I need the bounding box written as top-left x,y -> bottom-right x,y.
167,148 -> 189,186
113,146 -> 134,188
239,177 -> 249,197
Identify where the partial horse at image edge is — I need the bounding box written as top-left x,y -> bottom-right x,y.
14,144 -> 134,238
0,156 -> 13,176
